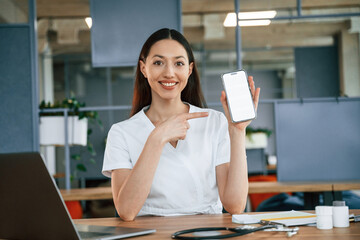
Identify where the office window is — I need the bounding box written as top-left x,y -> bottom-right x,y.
0,0 -> 28,24
36,0 -> 360,182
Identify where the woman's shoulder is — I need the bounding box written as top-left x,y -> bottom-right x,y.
110,110 -> 145,132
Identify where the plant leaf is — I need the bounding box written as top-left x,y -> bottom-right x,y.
87,129 -> 93,136
76,164 -> 87,172
71,154 -> 81,161
87,143 -> 96,156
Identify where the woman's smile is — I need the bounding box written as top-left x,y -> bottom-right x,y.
159,80 -> 178,89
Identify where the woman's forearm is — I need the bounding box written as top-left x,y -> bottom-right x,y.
222,127 -> 249,214
113,130 -> 166,221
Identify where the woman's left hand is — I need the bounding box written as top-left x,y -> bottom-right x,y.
220,75 -> 260,131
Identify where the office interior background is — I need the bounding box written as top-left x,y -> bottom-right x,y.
1,0 -> 360,216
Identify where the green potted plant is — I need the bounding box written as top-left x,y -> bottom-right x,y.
39,97 -> 102,174
245,127 -> 272,149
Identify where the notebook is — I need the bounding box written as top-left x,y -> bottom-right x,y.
0,152 -> 156,240
232,210 -> 317,226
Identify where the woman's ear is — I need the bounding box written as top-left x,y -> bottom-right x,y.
188,62 -> 194,78
139,60 -> 147,78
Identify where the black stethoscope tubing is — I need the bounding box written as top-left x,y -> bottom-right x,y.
172,225 -> 277,239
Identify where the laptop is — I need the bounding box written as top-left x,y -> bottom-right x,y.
0,152 -> 156,240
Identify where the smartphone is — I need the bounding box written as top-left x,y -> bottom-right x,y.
221,70 -> 256,123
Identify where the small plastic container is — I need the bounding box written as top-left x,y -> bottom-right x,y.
316,206 -> 333,229
333,206 -> 349,228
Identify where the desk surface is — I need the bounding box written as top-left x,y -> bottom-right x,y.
60,187 -> 112,201
74,210 -> 360,239
60,181 -> 360,201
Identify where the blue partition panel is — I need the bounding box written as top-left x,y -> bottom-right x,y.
295,46 -> 340,98
275,98 -> 360,182
0,27 -> 36,153
90,0 -> 182,67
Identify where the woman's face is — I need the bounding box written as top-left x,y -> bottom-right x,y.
140,39 -> 193,102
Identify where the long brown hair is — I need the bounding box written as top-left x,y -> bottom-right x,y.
130,28 -> 207,116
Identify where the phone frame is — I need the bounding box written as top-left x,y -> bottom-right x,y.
221,69 -> 257,123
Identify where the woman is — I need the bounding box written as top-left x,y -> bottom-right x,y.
102,28 -> 260,221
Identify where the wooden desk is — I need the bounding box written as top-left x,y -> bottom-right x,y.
333,182 -> 360,192
74,210 -> 360,239
249,181 -> 360,209
60,181 -> 360,201
248,181 -> 333,194
60,187 -> 112,201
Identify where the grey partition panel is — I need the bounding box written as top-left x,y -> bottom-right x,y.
0,27 -> 36,153
295,46 -> 340,98
275,98 -> 360,182
90,0 -> 182,67
246,149 -> 266,175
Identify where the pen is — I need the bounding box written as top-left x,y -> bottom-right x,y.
349,215 -> 360,222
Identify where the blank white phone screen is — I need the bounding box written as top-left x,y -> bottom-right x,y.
222,71 -> 256,122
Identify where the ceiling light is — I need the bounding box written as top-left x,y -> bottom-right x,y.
223,11 -> 277,27
85,17 -> 92,29
223,13 -> 237,27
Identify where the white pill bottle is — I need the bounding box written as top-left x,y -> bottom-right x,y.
316,206 -> 333,230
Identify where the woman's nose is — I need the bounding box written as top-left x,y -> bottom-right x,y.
163,64 -> 175,78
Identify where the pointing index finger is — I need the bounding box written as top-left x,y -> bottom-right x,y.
185,112 -> 209,120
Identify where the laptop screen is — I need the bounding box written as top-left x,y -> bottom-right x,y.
0,152 -> 155,240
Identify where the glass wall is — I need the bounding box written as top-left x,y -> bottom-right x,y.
0,0 -> 29,24
35,0 -> 360,184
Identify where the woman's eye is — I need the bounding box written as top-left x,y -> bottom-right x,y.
176,62 -> 185,66
153,61 -> 163,65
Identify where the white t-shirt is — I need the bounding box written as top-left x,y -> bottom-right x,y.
102,104 -> 230,216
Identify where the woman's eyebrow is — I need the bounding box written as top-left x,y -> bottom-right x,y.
152,54 -> 164,59
151,54 -> 186,60
174,56 -> 186,60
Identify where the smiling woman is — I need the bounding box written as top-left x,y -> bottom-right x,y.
102,28 -> 260,221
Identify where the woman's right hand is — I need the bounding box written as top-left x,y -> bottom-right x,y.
152,112 -> 209,145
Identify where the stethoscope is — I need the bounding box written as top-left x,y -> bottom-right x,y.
172,224 -> 299,239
